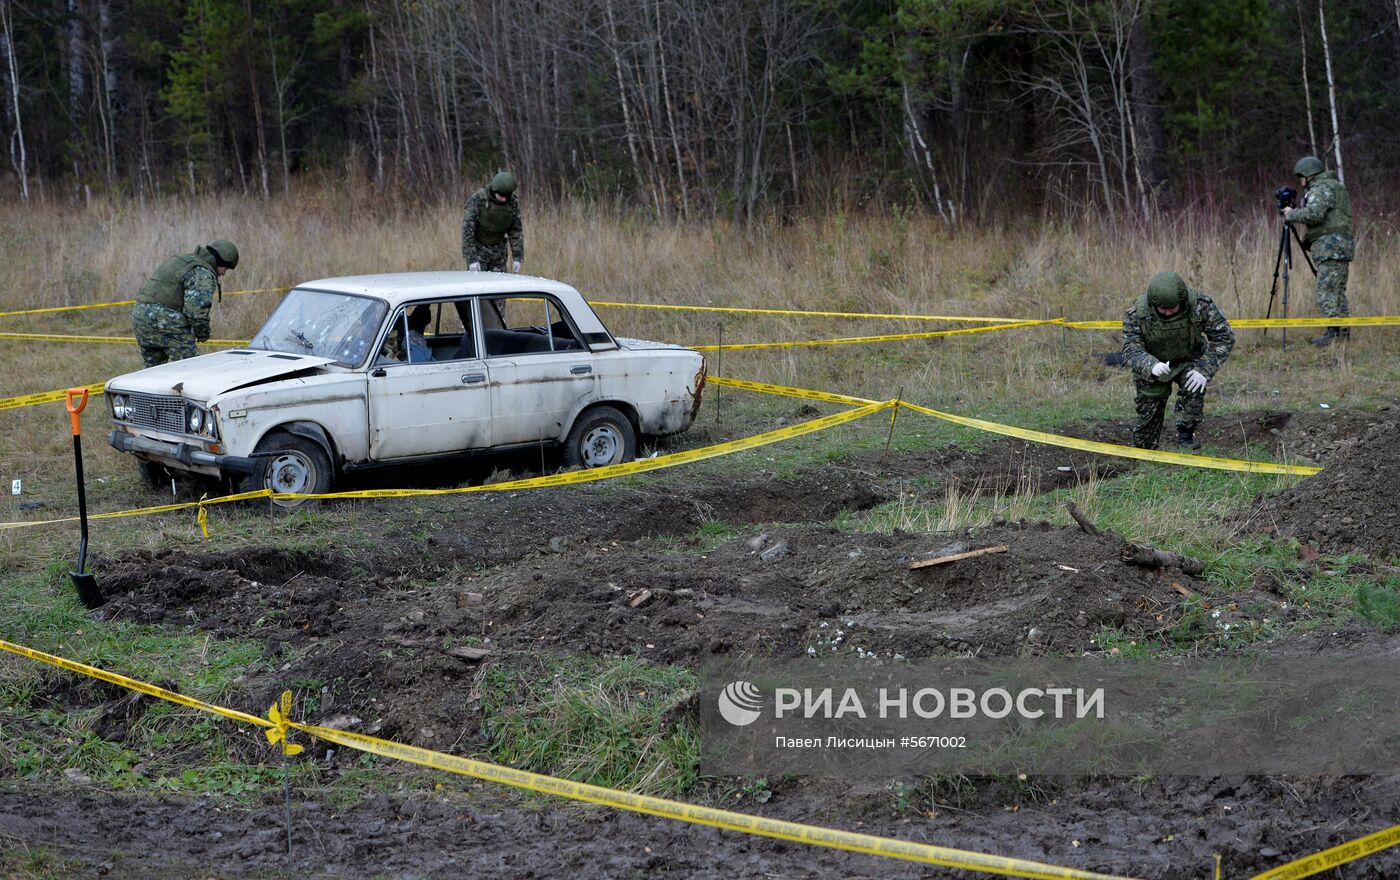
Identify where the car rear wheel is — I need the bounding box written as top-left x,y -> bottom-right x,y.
240,433 -> 333,508
563,406 -> 636,469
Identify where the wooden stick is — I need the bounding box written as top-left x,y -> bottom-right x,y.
910,545 -> 1009,570
1065,501 -> 1102,536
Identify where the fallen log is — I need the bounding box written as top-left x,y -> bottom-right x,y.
1121,542 -> 1206,575
910,545 -> 1009,570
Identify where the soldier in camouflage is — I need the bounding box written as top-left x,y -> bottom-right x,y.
1284,155 -> 1354,346
132,240 -> 238,367
461,171 -> 525,273
1121,272 -> 1235,450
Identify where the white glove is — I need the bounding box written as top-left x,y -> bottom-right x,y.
1183,369 -> 1208,393
511,260 -> 522,274
1150,361 -> 1172,379
468,262 -> 482,272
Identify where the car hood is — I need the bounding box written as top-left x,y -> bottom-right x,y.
105,349 -> 339,401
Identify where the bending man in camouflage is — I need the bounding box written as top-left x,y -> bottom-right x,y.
1284,155 -> 1353,346
461,171 -> 524,273
1121,272 -> 1235,450
132,240 -> 238,367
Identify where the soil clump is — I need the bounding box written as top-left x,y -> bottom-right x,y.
1243,420 -> 1400,559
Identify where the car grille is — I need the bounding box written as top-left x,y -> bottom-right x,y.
125,392 -> 187,434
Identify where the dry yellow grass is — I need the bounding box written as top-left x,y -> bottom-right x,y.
1,191 -> 1396,567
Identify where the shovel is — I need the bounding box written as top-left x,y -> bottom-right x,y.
66,387 -> 104,609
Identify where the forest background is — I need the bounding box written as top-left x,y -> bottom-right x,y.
3,0 -> 1398,225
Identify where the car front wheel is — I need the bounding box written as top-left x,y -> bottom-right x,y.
563,406 -> 636,469
240,433 -> 333,508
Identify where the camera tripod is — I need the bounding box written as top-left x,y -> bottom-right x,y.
1266,219 -> 1317,350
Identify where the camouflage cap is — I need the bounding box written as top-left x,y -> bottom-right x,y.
207,239 -> 239,269
489,171 -> 517,196
1146,272 -> 1187,309
1294,156 -> 1324,178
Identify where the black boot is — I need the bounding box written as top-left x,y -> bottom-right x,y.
1176,427 -> 1197,449
1311,327 -> 1340,346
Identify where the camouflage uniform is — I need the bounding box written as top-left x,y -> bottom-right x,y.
460,189 -> 524,272
132,246 -> 221,367
1122,281 -> 1235,449
1286,168 -> 1353,319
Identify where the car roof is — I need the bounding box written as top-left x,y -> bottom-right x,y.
296,271 -> 583,308
292,271 -> 617,345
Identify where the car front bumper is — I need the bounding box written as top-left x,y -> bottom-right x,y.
108,429 -> 259,476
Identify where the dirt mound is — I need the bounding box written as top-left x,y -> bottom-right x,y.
1245,420 -> 1400,559
1171,405 -> 1396,467
85,519 -> 1214,757
477,522 -> 1205,662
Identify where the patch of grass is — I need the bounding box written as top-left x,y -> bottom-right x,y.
1356,580 -> 1400,632
695,519 -> 738,552
0,567 -> 291,796
478,655 -> 698,796
1024,466 -> 1297,552
0,838 -> 84,878
845,479 -> 1039,535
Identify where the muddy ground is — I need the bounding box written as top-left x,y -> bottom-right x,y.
4,405 -> 1399,878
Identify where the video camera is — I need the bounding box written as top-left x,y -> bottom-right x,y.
1275,186 -> 1297,212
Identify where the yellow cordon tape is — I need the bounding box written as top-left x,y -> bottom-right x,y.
590,300 -> 1036,323
593,301 -> 1400,329
301,724 -> 1130,880
691,320 -> 1058,351
0,320 -> 1048,351
1247,824 -> 1400,880
0,332 -> 248,347
0,287 -> 289,319
1,374 -> 1317,527
896,400 -> 1320,477
0,639 -> 269,729
0,382 -> 106,412
286,400 -> 890,501
0,637 -> 1134,880
708,376 -> 1322,477
0,489 -> 273,530
1064,315 -> 1400,331
0,403 -> 889,530
708,375 -> 877,407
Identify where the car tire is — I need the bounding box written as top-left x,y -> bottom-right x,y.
562,406 -> 636,469
135,459 -> 170,491
239,433 -> 333,509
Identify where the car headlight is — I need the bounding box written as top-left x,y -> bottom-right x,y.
187,407 -> 205,434
110,394 -> 130,420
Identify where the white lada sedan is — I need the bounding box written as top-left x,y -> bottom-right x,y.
105,273 -> 706,507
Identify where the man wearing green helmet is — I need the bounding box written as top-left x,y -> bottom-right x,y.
132,239 -> 238,367
461,171 -> 525,273
1284,156 -> 1353,345
1121,271 -> 1236,450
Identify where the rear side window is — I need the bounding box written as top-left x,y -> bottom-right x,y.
479,296 -> 584,357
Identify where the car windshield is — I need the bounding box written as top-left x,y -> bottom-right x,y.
249,288 -> 388,366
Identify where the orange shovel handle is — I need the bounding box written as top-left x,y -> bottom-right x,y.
65,387 -> 89,436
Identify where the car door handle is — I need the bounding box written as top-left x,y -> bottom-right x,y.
462,373 -> 486,384
570,365 -> 592,375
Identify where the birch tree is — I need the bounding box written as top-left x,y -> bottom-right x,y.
1316,0 -> 1343,182
0,0 -> 27,200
